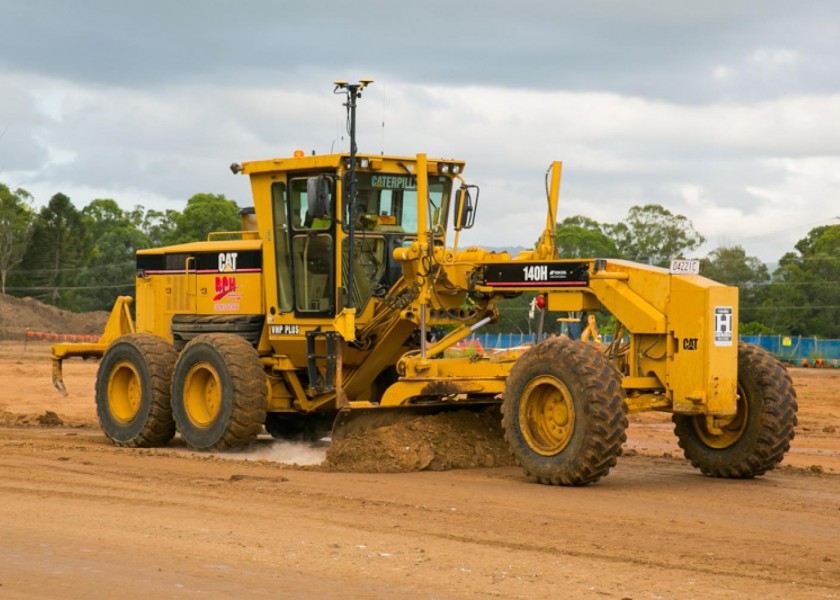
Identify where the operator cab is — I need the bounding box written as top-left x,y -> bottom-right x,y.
250,154 -> 459,323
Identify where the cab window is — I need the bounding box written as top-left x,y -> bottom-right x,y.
270,182 -> 293,312
346,173 -> 451,234
290,176 -> 333,230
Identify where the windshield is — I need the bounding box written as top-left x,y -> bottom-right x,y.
344,173 -> 452,234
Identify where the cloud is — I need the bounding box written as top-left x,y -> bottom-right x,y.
2,1 -> 840,262
3,72 -> 840,260
4,1 -> 840,101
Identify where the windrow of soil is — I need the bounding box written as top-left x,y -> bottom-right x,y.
325,409 -> 517,472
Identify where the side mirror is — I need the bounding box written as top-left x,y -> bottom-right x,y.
453,185 -> 479,231
305,175 -> 333,225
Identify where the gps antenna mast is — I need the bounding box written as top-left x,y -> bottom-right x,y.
333,79 -> 373,309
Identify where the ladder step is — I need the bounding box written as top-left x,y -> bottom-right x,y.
305,331 -> 338,394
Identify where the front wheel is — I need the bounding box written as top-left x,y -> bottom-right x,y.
171,334 -> 267,450
502,337 -> 628,486
673,342 -> 798,478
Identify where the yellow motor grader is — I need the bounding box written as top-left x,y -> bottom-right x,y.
52,80 -> 797,485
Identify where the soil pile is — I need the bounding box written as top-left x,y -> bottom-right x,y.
0,409 -> 89,428
325,409 -> 516,473
0,293 -> 109,340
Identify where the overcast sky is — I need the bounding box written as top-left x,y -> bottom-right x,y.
2,0 -> 839,262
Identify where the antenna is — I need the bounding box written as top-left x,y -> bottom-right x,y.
380,83 -> 386,156
333,79 -> 373,309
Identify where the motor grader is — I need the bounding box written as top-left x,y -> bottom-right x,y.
52,80 -> 797,485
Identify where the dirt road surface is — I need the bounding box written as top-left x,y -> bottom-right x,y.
1,342 -> 838,599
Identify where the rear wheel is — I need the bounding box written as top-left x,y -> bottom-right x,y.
673,342 -> 798,478
95,334 -> 177,447
502,337 -> 627,486
172,333 -> 267,450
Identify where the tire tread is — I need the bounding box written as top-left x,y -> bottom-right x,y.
673,342 -> 798,478
172,333 -> 267,450
96,333 -> 177,448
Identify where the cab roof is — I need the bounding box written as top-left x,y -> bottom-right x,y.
238,153 -> 466,176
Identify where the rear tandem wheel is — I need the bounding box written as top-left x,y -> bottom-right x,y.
171,333 -> 267,450
501,337 -> 628,486
95,334 -> 178,447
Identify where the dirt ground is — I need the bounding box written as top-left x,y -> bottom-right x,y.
1,341 -> 838,599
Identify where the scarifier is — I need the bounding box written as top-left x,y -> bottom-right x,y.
52,81 -> 797,485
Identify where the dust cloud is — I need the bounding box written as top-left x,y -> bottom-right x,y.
208,439 -> 328,466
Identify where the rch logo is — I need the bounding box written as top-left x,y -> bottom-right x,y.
214,276 -> 236,301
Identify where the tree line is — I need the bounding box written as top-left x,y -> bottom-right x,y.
494,204 -> 840,338
2,184 -> 838,337
0,183 -> 240,312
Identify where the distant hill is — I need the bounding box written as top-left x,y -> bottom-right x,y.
480,245 -> 530,256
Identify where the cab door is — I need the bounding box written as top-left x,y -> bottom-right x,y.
288,175 -> 336,318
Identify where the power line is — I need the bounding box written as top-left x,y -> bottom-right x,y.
750,280 -> 840,287
729,218 -> 840,244
11,261 -> 135,275
5,283 -> 135,291
702,255 -> 840,267
741,305 -> 840,310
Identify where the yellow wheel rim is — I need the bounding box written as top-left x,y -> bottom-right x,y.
519,375 -> 576,456
108,360 -> 142,424
183,362 -> 222,429
693,386 -> 749,449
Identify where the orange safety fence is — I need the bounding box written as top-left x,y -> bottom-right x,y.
800,357 -> 840,368
25,330 -> 102,343
444,339 -> 485,358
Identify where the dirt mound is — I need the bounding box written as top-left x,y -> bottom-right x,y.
0,409 -> 94,428
325,409 -> 516,473
0,293 -> 109,340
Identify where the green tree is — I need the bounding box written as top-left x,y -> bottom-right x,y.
0,184 -> 36,293
700,245 -> 769,325
170,193 -> 241,244
740,321 -> 775,335
485,294 -> 532,334
7,192 -> 241,311
75,199 -> 151,311
608,204 -> 704,266
82,199 -> 126,239
762,225 -> 840,337
12,193 -> 92,308
555,216 -> 621,258
140,208 -> 180,246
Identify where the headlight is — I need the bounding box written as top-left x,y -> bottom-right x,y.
359,157 -> 370,168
